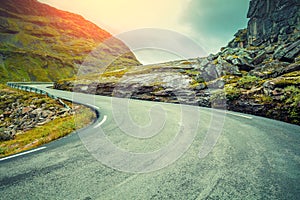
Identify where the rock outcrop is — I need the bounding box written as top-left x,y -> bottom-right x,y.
0,0 -> 140,83
247,0 -> 299,46
55,0 -> 300,125
0,85 -> 73,141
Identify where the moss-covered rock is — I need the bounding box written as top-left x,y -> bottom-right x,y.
3,0 -> 298,126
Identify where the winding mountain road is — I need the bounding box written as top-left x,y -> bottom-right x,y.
1,84 -> 299,199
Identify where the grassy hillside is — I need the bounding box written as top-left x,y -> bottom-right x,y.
0,0 -> 140,83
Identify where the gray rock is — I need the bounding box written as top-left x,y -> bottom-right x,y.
203,64 -> 219,80
251,50 -> 266,65
37,119 -> 51,126
195,83 -> 206,90
273,45 -> 286,60
263,81 -> 275,95
199,58 -> 210,67
30,104 -> 37,109
265,46 -> 275,54
283,63 -> 300,74
247,0 -> 299,46
282,40 -> 300,61
207,54 -> 218,61
207,79 -> 225,89
232,58 -> 241,66
41,110 -> 51,118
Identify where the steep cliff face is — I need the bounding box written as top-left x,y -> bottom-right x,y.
0,0 -> 140,82
247,0 -> 300,46
205,0 -> 300,124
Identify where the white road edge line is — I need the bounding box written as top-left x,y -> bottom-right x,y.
213,109 -> 253,120
87,103 -> 100,110
0,146 -> 47,162
227,112 -> 253,119
94,115 -> 108,128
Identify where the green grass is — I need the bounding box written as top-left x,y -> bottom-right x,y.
237,75 -> 262,89
0,84 -> 96,157
0,105 -> 95,158
273,77 -> 300,88
284,86 -> 300,107
0,11 -> 140,83
225,84 -> 241,100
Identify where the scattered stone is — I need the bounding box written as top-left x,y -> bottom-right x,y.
22,107 -> 32,114
282,40 -> 300,62
251,51 -> 266,65
0,89 -> 73,141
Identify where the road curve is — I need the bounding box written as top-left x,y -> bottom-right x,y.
0,84 -> 300,199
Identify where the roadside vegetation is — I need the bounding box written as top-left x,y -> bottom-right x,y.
0,85 -> 95,157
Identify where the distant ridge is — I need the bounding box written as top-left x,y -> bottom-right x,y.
0,0 -> 140,82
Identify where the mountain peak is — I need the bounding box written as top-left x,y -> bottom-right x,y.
0,0 -> 112,41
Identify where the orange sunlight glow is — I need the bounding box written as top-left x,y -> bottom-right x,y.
38,0 -> 191,35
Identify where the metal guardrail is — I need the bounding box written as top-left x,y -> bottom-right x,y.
6,82 -> 53,85
6,82 -> 71,110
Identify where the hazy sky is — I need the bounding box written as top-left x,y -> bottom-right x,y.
38,0 -> 250,64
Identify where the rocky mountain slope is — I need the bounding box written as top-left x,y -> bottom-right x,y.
0,0 -> 140,83
55,0 -> 300,125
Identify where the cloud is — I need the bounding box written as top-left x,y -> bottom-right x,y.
38,0 -> 250,63
38,0 -> 189,34
116,28 -> 207,64
181,0 -> 250,53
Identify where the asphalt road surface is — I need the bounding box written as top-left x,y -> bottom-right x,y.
1,84 -> 299,199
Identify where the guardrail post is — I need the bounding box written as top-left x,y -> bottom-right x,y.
6,82 -> 71,111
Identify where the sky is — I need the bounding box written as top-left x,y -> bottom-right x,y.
38,0 -> 250,64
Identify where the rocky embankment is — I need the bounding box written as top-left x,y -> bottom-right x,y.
0,85 -> 72,141
55,0 -> 300,125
